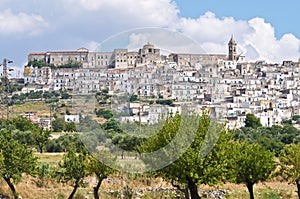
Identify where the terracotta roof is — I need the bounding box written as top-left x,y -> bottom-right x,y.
29,52 -> 46,55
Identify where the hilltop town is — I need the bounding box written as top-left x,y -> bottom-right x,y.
15,36 -> 299,129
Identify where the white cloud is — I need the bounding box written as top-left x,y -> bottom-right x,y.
63,0 -> 179,27
85,41 -> 101,52
176,12 -> 300,63
3,0 -> 300,65
125,28 -> 205,54
0,9 -> 48,36
127,33 -> 152,51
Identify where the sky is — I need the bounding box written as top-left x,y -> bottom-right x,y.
0,0 -> 300,69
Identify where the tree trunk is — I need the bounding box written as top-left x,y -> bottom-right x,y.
93,177 -> 104,199
39,145 -> 43,153
3,177 -> 18,199
68,182 -> 79,199
246,182 -> 255,199
183,187 -> 189,199
187,179 -> 200,199
171,180 -> 189,199
296,179 -> 300,199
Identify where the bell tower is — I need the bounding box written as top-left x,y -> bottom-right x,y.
228,35 -> 237,61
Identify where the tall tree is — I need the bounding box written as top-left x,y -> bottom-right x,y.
55,146 -> 88,199
32,128 -> 51,153
52,118 -> 65,132
0,129 -> 37,199
139,113 -> 231,199
279,143 -> 300,198
229,142 -> 275,199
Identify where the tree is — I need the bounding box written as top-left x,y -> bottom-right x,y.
245,114 -> 262,129
13,116 -> 38,131
0,129 -> 37,199
86,153 -> 115,199
32,128 -> 51,153
139,113 -> 231,199
64,122 -> 77,132
229,142 -> 275,199
279,143 -> 300,198
55,146 -> 88,199
52,118 -> 65,132
112,133 -> 144,159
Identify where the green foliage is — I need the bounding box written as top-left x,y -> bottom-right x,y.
45,98 -> 59,103
52,118 -> 65,132
36,162 -> 52,187
292,115 -> 300,121
245,114 -> 262,129
129,95 -> 138,102
64,122 -> 77,132
229,142 -> 276,199
0,129 -> 38,198
139,112 -> 231,198
46,134 -> 84,152
155,99 -> 173,106
102,119 -> 122,133
55,146 -> 88,199
279,143 -> 300,185
32,128 -> 51,153
233,125 -> 300,156
13,116 -> 39,131
27,60 -> 47,68
57,60 -> 81,68
95,108 -> 113,119
85,153 -> 115,199
60,90 -> 72,99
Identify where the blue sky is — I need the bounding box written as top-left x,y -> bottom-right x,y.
0,0 -> 300,69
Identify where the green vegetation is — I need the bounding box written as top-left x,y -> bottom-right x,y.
1,109 -> 300,198
95,108 -> 113,119
51,118 -> 76,132
155,99 -> 174,106
245,113 -> 262,129
0,128 -> 38,199
86,153 -> 115,199
139,113 -> 230,199
234,124 -> 300,156
229,142 -> 276,199
57,60 -> 81,68
27,60 -> 48,68
279,143 -> 300,198
55,146 -> 88,199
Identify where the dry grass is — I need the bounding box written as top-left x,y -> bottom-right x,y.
10,101 -> 51,117
1,101 -> 75,118
35,152 -> 65,166
0,173 -> 297,199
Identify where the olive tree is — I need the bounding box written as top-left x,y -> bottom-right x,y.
85,153 -> 115,199
0,129 -> 37,199
279,143 -> 300,198
139,113 -> 231,199
229,142 -> 276,199
55,146 -> 88,199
